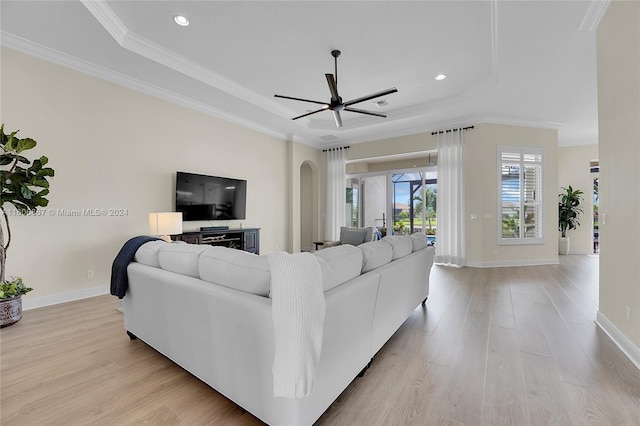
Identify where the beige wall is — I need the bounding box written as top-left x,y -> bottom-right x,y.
464,123 -> 559,266
348,132 -> 437,161
596,0 -> 640,348
1,47 -> 319,303
347,156 -> 435,174
558,144 -> 599,254
347,124 -> 559,267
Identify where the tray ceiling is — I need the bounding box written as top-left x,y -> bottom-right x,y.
0,1 -> 602,148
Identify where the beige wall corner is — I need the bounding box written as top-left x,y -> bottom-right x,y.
596,0 -> 640,349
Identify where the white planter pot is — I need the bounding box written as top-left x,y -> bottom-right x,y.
559,237 -> 570,255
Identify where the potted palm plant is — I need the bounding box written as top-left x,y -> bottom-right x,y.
558,185 -> 583,255
0,125 -> 54,326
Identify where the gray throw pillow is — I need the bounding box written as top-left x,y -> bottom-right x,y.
342,228 -> 367,246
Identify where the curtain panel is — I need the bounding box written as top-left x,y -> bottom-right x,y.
435,130 -> 466,266
325,148 -> 346,241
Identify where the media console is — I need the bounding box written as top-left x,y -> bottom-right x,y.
172,228 -> 260,254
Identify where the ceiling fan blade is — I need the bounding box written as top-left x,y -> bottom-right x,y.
325,74 -> 340,102
332,111 -> 343,128
343,87 -> 398,107
274,94 -> 327,106
344,107 -> 387,118
291,106 -> 329,120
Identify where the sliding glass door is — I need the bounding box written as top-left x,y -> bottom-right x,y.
347,168 -> 436,240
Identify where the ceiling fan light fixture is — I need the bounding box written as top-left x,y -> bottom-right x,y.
435,74 -> 447,81
274,49 -> 398,128
173,15 -> 190,26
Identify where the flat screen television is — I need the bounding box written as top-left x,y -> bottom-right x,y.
175,172 -> 247,221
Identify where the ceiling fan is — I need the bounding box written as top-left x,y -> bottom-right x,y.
274,50 -> 398,128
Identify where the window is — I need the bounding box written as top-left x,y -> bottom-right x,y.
498,146 -> 544,244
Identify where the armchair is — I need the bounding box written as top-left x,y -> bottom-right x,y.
322,226 -> 379,248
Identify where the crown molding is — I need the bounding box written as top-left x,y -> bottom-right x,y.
579,0 -> 611,31
79,0 -> 128,44
80,0 -> 295,119
472,115 -> 563,130
1,31 -> 290,143
463,0 -> 500,98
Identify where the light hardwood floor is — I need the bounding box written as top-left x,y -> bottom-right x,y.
2,255 -> 639,425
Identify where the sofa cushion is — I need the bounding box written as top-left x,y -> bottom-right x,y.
359,240 -> 393,273
313,244 -> 363,292
382,235 -> 413,260
158,243 -> 209,278
339,226 -> 376,245
199,247 -> 271,297
342,228 -> 367,246
409,233 -> 428,252
134,240 -> 167,267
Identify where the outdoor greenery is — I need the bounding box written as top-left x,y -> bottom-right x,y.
0,276 -> 32,300
502,213 -> 520,238
558,185 -> 583,238
413,187 -> 437,230
0,125 -> 55,284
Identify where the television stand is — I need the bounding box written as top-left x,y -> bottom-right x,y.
172,228 -> 260,254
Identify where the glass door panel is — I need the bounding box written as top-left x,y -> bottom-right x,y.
362,175 -> 387,234
346,177 -> 360,228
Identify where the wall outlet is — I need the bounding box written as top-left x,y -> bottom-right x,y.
87,269 -> 95,279
625,306 -> 631,322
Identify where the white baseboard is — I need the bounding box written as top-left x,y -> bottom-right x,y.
595,311 -> 640,371
466,258 -> 559,268
22,285 -> 109,311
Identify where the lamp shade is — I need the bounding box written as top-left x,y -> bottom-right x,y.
149,212 -> 183,240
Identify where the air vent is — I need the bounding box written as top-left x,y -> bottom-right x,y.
375,100 -> 389,108
320,134 -> 339,141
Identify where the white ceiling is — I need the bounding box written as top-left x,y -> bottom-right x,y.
0,0 -> 603,149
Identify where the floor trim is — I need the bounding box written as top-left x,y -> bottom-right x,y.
595,310 -> 640,370
23,285 -> 109,311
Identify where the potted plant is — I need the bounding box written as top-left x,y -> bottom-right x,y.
0,277 -> 33,327
0,125 -> 54,326
558,185 -> 583,255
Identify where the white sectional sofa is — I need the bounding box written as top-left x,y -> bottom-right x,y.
122,234 -> 435,425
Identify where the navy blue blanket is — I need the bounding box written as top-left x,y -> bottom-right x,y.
110,236 -> 161,299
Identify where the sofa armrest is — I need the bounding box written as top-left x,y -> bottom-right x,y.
322,240 -> 341,249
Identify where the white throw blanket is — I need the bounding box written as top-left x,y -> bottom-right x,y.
268,251 -> 326,399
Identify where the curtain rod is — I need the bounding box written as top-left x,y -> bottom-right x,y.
431,125 -> 474,135
322,146 -> 350,152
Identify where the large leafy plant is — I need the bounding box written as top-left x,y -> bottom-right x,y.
558,185 -> 583,238
0,125 -> 55,285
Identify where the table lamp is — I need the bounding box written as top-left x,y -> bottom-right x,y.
149,212 -> 183,242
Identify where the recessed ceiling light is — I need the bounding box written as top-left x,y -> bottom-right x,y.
435,74 -> 447,81
375,100 -> 389,108
173,15 -> 189,26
